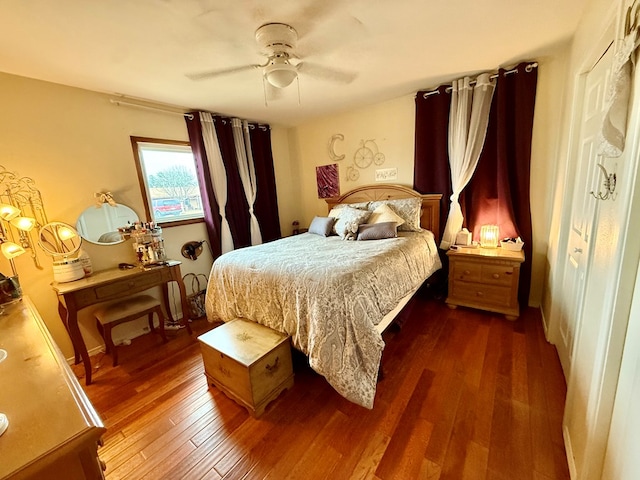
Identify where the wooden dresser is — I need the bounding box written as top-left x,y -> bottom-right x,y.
446,247 -> 525,320
0,297 -> 106,480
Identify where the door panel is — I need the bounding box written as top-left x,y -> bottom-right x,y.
556,44 -> 612,378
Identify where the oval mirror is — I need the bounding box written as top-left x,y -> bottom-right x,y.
76,204 -> 139,245
38,222 -> 82,257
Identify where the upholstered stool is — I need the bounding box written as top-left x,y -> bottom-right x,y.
94,294 -> 167,366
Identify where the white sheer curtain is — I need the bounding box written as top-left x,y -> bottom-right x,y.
231,118 -> 262,245
200,112 -> 234,254
440,73 -> 496,249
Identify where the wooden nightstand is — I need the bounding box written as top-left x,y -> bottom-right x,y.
446,247 -> 525,320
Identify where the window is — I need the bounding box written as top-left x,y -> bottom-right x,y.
131,137 -> 204,226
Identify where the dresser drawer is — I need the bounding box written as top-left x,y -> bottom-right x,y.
94,270 -> 167,299
480,264 -> 515,286
451,261 -> 481,282
451,281 -> 512,308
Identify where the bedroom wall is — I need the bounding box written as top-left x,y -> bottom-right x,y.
0,72 -> 296,360
289,49 -> 571,308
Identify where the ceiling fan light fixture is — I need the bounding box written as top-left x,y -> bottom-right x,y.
264,60 -> 298,88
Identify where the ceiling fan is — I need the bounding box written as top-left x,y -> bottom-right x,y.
186,22 -> 357,89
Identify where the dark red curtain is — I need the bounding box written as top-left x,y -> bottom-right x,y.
213,117 -> 251,249
249,125 -> 281,242
185,113 -> 282,257
462,63 -> 537,305
413,84 -> 452,240
414,62 -> 537,305
184,113 -> 221,259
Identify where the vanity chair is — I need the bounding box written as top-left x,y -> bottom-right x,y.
94,294 -> 168,367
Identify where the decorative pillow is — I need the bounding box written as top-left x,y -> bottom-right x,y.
332,206 -> 371,240
357,222 -> 398,241
329,201 -> 371,212
308,216 -> 335,237
366,203 -> 405,228
369,197 -> 422,232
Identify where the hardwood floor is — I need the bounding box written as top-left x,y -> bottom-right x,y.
74,291 -> 570,480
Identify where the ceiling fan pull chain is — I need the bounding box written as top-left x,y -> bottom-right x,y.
263,76 -> 269,108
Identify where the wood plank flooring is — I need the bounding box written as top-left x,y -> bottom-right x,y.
74,291 -> 570,480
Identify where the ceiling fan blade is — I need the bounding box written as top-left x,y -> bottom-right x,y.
298,62 -> 357,84
186,64 -> 259,81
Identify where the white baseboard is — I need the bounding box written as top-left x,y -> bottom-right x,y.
539,305 -> 551,342
66,345 -> 105,365
563,424 -> 578,479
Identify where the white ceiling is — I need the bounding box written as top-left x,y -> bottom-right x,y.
0,0 -> 586,127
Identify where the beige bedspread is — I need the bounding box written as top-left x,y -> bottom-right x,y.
205,230 -> 441,408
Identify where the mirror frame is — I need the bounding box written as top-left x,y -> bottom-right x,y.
38,222 -> 82,257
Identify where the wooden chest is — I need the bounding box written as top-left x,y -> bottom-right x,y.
446,247 -> 525,320
198,319 -> 294,417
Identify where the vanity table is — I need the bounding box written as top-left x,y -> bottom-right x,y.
0,297 -> 106,479
52,260 -> 193,385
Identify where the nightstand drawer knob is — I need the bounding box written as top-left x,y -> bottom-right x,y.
476,291 -> 484,297
463,270 -> 471,275
492,273 -> 500,279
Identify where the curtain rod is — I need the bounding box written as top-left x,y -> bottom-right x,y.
109,99 -> 195,120
421,62 -> 538,98
214,116 -> 270,130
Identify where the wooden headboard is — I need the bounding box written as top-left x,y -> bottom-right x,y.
325,184 -> 443,242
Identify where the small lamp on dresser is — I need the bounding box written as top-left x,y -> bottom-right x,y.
479,224 -> 499,248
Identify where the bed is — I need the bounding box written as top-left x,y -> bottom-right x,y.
205,184 -> 442,408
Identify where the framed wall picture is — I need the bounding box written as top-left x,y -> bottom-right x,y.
316,163 -> 340,199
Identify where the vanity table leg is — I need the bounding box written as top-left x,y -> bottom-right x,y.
175,276 -> 193,335
66,305 -> 93,385
161,280 -> 192,335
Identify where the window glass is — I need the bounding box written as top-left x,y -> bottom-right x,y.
131,137 -> 204,226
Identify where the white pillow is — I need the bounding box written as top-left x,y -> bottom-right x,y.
369,197 -> 422,232
367,203 -> 405,228
332,206 -> 371,240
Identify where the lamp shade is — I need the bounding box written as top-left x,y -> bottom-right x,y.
0,204 -> 20,221
10,216 -> 36,232
264,59 -> 298,88
1,242 -> 26,259
57,225 -> 77,241
479,225 -> 499,248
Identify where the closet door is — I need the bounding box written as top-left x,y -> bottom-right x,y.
556,43 -> 613,380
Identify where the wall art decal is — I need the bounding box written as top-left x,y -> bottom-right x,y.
328,133 -> 345,161
354,139 -> 385,169
316,163 -> 340,198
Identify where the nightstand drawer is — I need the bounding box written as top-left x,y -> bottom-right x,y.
481,264 -> 515,286
451,261 -> 482,282
451,282 -> 512,308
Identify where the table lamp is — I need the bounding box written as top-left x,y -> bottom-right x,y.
480,225 -> 500,248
